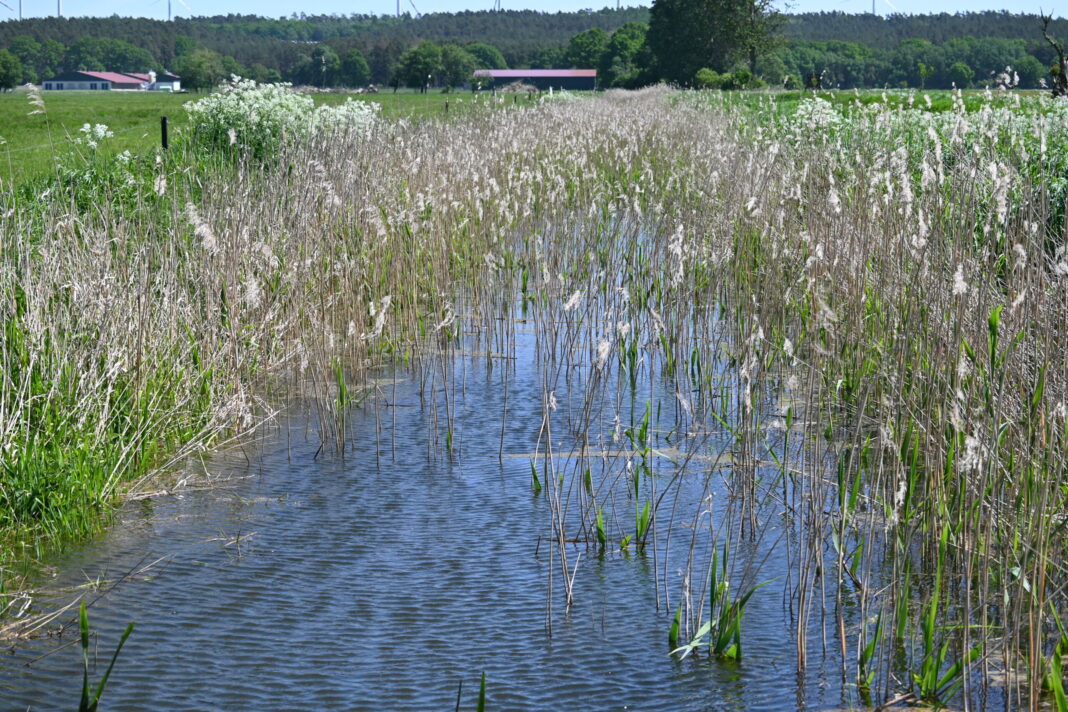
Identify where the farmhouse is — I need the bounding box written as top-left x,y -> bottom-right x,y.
42,70 -> 181,91
125,72 -> 182,91
474,69 -> 597,91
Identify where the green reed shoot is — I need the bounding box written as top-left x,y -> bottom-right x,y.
529,459 -> 542,495
913,525 -> 982,705
1049,652 -> 1067,712
595,507 -> 607,549
672,545 -> 768,661
1046,607 -> 1068,712
858,613 -> 882,692
669,605 -> 682,649
622,402 -> 654,550
79,601 -> 134,712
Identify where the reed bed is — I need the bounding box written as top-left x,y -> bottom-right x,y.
1,83 -> 1066,709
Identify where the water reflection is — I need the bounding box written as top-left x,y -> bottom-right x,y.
0,328 -> 842,712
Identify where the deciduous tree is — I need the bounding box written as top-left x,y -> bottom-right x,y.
566,27 -> 608,69
597,22 -> 650,88
465,42 -> 507,70
1012,54 -> 1044,88
647,0 -> 782,85
439,44 -> 477,89
175,48 -> 225,91
0,49 -> 22,91
947,61 -> 974,88
397,41 -> 442,92
341,49 -> 371,87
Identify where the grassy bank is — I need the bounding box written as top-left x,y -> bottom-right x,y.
1,83 -> 1065,710
0,81 -> 545,571
0,88 -> 500,185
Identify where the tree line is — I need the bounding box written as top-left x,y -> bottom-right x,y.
1,7 -> 1066,92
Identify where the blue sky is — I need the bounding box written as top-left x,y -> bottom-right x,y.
3,0 -> 1059,24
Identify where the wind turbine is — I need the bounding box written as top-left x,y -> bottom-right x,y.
170,0 -> 191,21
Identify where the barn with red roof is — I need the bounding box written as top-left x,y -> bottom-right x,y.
42,70 -> 181,91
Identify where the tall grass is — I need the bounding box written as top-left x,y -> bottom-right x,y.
1,82 -> 1065,710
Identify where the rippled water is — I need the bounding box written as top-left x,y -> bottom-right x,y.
1,327 -> 851,712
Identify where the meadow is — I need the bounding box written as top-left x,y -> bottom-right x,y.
0,88 -> 501,184
1,82 -> 1066,710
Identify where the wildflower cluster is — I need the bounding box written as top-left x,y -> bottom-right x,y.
790,96 -> 841,132
308,98 -> 381,135
185,76 -> 379,159
73,123 -> 114,149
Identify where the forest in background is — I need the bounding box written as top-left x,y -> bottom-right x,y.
0,8 -> 1067,90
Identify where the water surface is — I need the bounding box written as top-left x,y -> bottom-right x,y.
1,329 -> 846,712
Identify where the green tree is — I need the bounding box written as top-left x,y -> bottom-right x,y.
597,22 -> 650,88
6,36 -> 40,83
917,61 -> 935,89
1013,55 -> 1044,88
103,38 -> 157,72
0,49 -> 22,91
173,35 -> 199,59
754,52 -> 787,85
291,46 -> 340,86
341,48 -> 371,87
175,48 -> 225,90
397,41 -> 442,92
647,0 -> 782,85
889,39 -> 941,87
61,37 -> 155,74
566,27 -> 608,68
367,40 -> 406,86
530,46 -> 566,69
220,55 -> 247,80
465,42 -> 507,70
248,63 -> 277,83
38,40 -> 65,81
947,61 -> 974,88
735,0 -> 784,73
439,44 -> 477,89
313,46 -> 340,86
63,38 -> 107,72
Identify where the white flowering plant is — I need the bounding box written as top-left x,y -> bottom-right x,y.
72,123 -> 115,150
309,98 -> 381,135
48,120 -> 175,210
57,122 -> 132,199
185,76 -> 379,159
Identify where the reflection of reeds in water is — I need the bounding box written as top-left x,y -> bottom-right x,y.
3,85 -> 1068,710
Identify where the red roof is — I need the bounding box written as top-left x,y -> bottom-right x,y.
474,69 -> 597,78
125,72 -> 181,81
76,71 -> 146,85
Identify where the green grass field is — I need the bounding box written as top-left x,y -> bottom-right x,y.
0,91 -> 192,185
0,88 -> 505,185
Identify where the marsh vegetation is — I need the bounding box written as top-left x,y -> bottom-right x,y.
1,82 -> 1067,710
